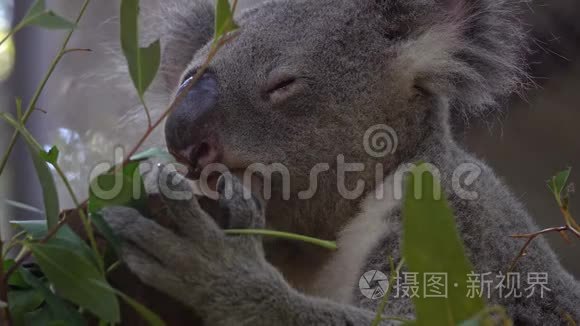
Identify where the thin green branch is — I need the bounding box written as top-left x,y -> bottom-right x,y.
0,25 -> 18,47
106,261 -> 122,275
1,231 -> 27,256
53,164 -> 103,273
224,229 -> 337,250
0,0 -> 92,176
371,258 -> 406,326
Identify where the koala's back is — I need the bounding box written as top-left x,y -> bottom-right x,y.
344,147 -> 580,324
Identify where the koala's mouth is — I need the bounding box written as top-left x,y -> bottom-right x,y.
169,144 -> 251,195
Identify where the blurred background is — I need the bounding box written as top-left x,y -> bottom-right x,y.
0,0 -> 579,277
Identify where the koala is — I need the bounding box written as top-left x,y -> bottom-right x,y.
102,0 -> 580,324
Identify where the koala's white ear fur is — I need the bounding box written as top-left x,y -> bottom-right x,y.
392,0 -> 530,118
393,25 -> 465,95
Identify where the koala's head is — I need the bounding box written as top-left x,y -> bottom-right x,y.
159,0 -> 527,214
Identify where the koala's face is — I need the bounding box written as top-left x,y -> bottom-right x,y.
163,0 -> 525,198
165,0 -> 425,192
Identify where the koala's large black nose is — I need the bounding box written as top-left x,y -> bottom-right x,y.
165,72 -> 222,178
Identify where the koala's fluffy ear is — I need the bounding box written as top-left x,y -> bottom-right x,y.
158,0 -> 215,90
389,0 -> 529,118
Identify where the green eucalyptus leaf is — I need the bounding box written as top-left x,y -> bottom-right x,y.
48,321 -> 69,326
28,142 -> 60,229
8,288 -> 45,325
11,220 -> 78,243
11,220 -> 100,268
214,0 -> 238,41
19,267 -> 86,326
3,259 -> 27,288
130,147 -> 175,162
91,211 -> 122,255
23,306 -> 53,326
88,161 -> 147,214
40,146 -> 60,165
0,113 -> 60,228
548,168 -> 572,196
4,199 -> 44,215
402,163 -> 485,325
459,306 -> 512,326
120,0 -> 161,98
10,220 -> 49,239
116,292 -> 166,326
23,0 -> 46,19
27,242 -> 120,323
21,0 -> 75,30
26,11 -> 75,29
91,280 -> 166,326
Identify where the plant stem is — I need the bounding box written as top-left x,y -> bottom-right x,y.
1,231 -> 26,256
54,165 -> 103,273
224,229 -> 337,250
0,0 -> 92,176
0,240 -> 12,326
371,258 -> 405,326
0,26 -> 17,47
561,208 -> 580,236
138,95 -> 152,128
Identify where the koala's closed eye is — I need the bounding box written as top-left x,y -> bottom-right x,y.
263,73 -> 307,104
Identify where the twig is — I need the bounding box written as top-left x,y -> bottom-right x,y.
509,224 -> 578,272
63,48 -> 92,55
0,30 -> 14,47
114,33 -> 236,171
224,229 -> 337,250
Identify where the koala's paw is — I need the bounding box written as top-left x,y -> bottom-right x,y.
101,171 -> 271,310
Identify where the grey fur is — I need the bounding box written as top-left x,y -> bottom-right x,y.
104,0 -> 579,324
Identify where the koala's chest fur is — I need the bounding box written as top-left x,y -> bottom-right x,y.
266,176 -> 399,303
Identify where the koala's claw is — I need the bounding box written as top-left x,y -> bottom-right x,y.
217,172 -> 265,230
158,170 -> 222,240
216,172 -> 266,254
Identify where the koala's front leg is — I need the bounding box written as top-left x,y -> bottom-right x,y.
102,173 -> 390,326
